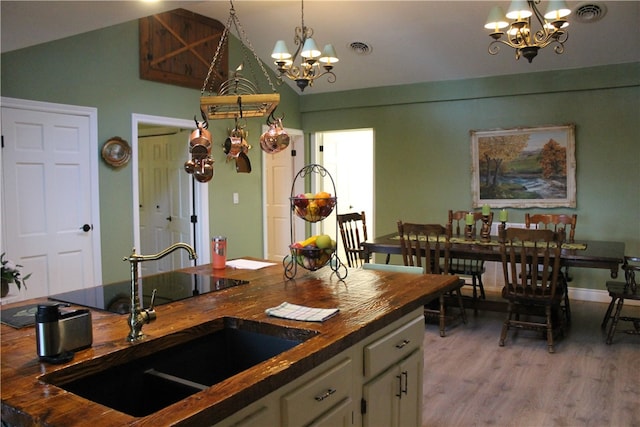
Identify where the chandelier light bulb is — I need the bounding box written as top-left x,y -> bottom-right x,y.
506,0 -> 532,20
544,0 -> 571,19
271,40 -> 292,60
319,44 -> 339,65
484,6 -> 509,30
300,38 -> 321,59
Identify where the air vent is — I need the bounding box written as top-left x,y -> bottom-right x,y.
348,41 -> 372,55
574,3 -> 607,23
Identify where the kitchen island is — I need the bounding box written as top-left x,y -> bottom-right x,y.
1,261 -> 459,426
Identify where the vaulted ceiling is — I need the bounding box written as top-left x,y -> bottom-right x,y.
2,1 -> 639,94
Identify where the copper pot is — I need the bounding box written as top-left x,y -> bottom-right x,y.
260,118 -> 290,154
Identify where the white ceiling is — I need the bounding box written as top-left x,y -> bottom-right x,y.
2,1 -> 639,94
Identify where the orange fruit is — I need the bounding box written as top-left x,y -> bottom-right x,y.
315,191 -> 332,207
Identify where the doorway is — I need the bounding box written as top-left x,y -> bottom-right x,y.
1,97 -> 102,302
314,129 -> 375,262
262,127 -> 306,261
132,114 -> 210,276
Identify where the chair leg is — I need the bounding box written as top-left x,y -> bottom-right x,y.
455,287 -> 467,324
546,305 -> 555,353
477,274 -> 486,300
606,297 -> 624,345
601,296 -> 616,329
470,275 -> 479,315
438,294 -> 446,337
499,302 -> 513,347
563,278 -> 572,324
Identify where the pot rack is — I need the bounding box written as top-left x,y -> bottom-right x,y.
200,0 -> 280,120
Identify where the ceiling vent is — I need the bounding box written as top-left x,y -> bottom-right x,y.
348,41 -> 372,55
573,3 -> 607,23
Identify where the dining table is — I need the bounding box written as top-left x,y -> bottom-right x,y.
361,233 -> 626,278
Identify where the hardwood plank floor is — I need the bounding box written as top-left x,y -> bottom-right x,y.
422,298 -> 639,427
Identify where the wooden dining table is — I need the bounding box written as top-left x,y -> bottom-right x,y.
361,233 -> 626,278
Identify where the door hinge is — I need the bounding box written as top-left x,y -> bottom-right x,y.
360,398 -> 366,414
190,215 -> 198,224
291,149 -> 296,157
319,145 -> 324,152
1,135 -> 4,148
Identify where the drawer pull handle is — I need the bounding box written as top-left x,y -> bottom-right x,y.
314,388 -> 336,401
401,371 -> 409,395
395,339 -> 410,349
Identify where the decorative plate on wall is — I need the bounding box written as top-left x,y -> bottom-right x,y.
101,137 -> 131,168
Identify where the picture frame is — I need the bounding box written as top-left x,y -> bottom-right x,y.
470,124 -> 576,208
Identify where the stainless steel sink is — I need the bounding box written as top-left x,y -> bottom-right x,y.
42,317 -> 318,417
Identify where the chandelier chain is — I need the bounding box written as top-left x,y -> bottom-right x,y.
201,0 -> 277,95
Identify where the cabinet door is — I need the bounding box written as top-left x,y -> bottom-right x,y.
309,397 -> 352,427
398,349 -> 422,427
362,365 -> 399,427
362,349 -> 422,427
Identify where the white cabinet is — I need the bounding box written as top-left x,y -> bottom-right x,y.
362,350 -> 422,427
361,315 -> 424,427
212,309 -> 425,427
282,357 -> 353,426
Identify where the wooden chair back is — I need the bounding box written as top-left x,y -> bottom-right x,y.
397,221 -> 449,273
337,211 -> 368,268
500,228 -> 563,301
622,256 -> 640,293
525,213 -> 577,243
447,210 -> 494,237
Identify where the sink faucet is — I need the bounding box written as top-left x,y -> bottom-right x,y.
123,243 -> 197,342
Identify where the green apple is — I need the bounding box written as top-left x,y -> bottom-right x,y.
316,234 -> 332,250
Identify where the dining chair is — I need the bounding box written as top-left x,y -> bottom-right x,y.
601,256 -> 640,344
397,221 -> 467,337
337,211 -> 369,268
447,210 -> 493,312
524,213 -> 578,243
499,228 -> 565,353
524,212 -> 577,322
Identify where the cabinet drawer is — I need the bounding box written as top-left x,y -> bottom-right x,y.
363,315 -> 424,378
282,357 -> 352,427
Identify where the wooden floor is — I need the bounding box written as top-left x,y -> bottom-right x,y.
422,297 -> 639,427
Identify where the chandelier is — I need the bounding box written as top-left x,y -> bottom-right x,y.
484,0 -> 571,63
271,0 -> 338,92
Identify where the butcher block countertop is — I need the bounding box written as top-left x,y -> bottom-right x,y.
1,261 -> 458,426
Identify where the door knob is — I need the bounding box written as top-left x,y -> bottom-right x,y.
166,216 -> 172,222
80,224 -> 92,232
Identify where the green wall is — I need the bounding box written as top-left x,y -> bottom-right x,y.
300,63 -> 640,289
1,20 -> 301,284
2,17 -> 639,291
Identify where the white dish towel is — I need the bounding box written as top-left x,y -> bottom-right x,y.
265,302 -> 339,322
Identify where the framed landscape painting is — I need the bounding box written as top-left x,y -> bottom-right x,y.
471,124 -> 576,208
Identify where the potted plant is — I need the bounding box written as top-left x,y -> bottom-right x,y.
1,253 -> 30,298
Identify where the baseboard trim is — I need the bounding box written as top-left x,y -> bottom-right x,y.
568,286 -> 640,307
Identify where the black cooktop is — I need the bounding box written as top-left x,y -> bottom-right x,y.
48,272 -> 249,315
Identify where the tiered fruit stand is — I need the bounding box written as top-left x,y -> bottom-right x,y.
283,164 -> 348,280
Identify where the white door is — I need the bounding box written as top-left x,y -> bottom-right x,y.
138,131 -> 192,275
314,129 -> 375,261
263,128 -> 305,261
1,98 -> 101,301
131,114 -> 210,274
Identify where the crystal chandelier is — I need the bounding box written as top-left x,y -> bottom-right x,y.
484,0 -> 571,63
271,0 -> 338,92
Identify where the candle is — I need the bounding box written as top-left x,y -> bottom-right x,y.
499,209 -> 508,222
465,213 -> 474,225
482,204 -> 491,216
